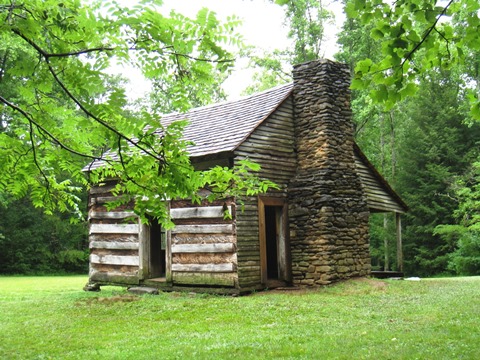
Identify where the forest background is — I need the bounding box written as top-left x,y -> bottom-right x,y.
1,0 -> 479,277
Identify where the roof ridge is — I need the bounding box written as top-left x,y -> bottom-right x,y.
160,82 -> 293,118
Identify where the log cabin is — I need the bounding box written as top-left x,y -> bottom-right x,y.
84,59 -> 407,294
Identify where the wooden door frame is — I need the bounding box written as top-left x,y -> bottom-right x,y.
258,196 -> 291,285
138,216 -> 172,282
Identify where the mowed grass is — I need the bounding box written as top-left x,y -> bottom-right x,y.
1,276 -> 479,359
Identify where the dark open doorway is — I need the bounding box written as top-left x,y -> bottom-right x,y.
148,218 -> 166,279
259,197 -> 291,287
265,206 -> 280,279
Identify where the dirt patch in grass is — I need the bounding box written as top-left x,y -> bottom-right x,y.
252,287 -> 316,296
338,277 -> 389,295
251,277 -> 389,296
77,294 -> 140,305
351,277 -> 389,289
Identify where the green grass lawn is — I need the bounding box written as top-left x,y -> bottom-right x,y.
1,276 -> 479,359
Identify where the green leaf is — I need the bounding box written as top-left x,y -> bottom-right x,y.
371,28 -> 384,40
351,78 -> 367,90
355,58 -> 373,74
399,82 -> 418,97
345,2 -> 359,18
425,10 -> 438,23
370,84 -> 388,103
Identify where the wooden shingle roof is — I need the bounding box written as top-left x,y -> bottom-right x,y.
85,83 -> 293,171
162,83 -> 293,157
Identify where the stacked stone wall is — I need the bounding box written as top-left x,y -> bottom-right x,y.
288,59 -> 371,286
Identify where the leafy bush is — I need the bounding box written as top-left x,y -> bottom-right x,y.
56,250 -> 89,273
0,197 -> 88,275
448,233 -> 480,275
434,161 -> 480,276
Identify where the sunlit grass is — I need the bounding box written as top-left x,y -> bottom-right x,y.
1,276 -> 479,359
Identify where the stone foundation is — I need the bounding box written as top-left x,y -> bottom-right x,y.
288,59 -> 371,286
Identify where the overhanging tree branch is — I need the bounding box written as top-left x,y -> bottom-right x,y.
27,119 -> 51,194
400,0 -> 454,68
0,94 -> 110,163
11,27 -> 209,164
43,57 -> 161,159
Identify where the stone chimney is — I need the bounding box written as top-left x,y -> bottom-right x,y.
288,59 -> 371,286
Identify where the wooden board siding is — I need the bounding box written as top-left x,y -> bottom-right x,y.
171,205 -> 231,219
88,185 -> 140,285
89,211 -> 138,220
89,224 -> 139,235
171,224 -> 234,234
171,243 -> 235,253
354,151 -> 407,213
170,201 -> 238,287
234,98 -> 297,289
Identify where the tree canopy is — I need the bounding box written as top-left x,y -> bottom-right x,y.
241,0 -> 333,95
348,0 -> 480,120
338,0 -> 480,275
0,0 -> 275,226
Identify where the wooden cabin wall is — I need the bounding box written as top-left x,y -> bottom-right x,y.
354,153 -> 405,213
231,196 -> 262,289
170,198 -> 238,288
88,184 -> 140,285
234,97 -> 297,289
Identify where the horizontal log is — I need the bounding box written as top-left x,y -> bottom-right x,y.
367,196 -> 404,208
238,275 -> 261,287
252,128 -> 294,141
268,114 -> 293,124
368,203 -> 405,213
238,140 -> 294,154
90,241 -> 139,250
171,263 -> 235,272
254,124 -> 293,136
172,272 -> 236,287
89,223 -> 139,235
90,271 -> 139,285
89,234 -> 138,243
89,184 -> 116,195
264,111 -> 294,123
171,243 -> 235,253
90,254 -> 139,266
91,196 -> 124,205
366,197 -> 403,209
235,229 -> 260,236
265,111 -> 293,122
234,160 -> 295,174
365,193 -> 402,204
237,274 -> 261,282
363,184 -> 394,195
271,101 -> 293,114
172,224 -> 233,234
236,254 -> 260,260
261,123 -> 294,135
89,211 -> 137,220
245,131 -> 294,144
234,209 -> 258,215
172,234 -> 236,245
237,263 -> 261,270
173,252 -> 235,265
170,206 -> 231,220
234,150 -> 296,164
